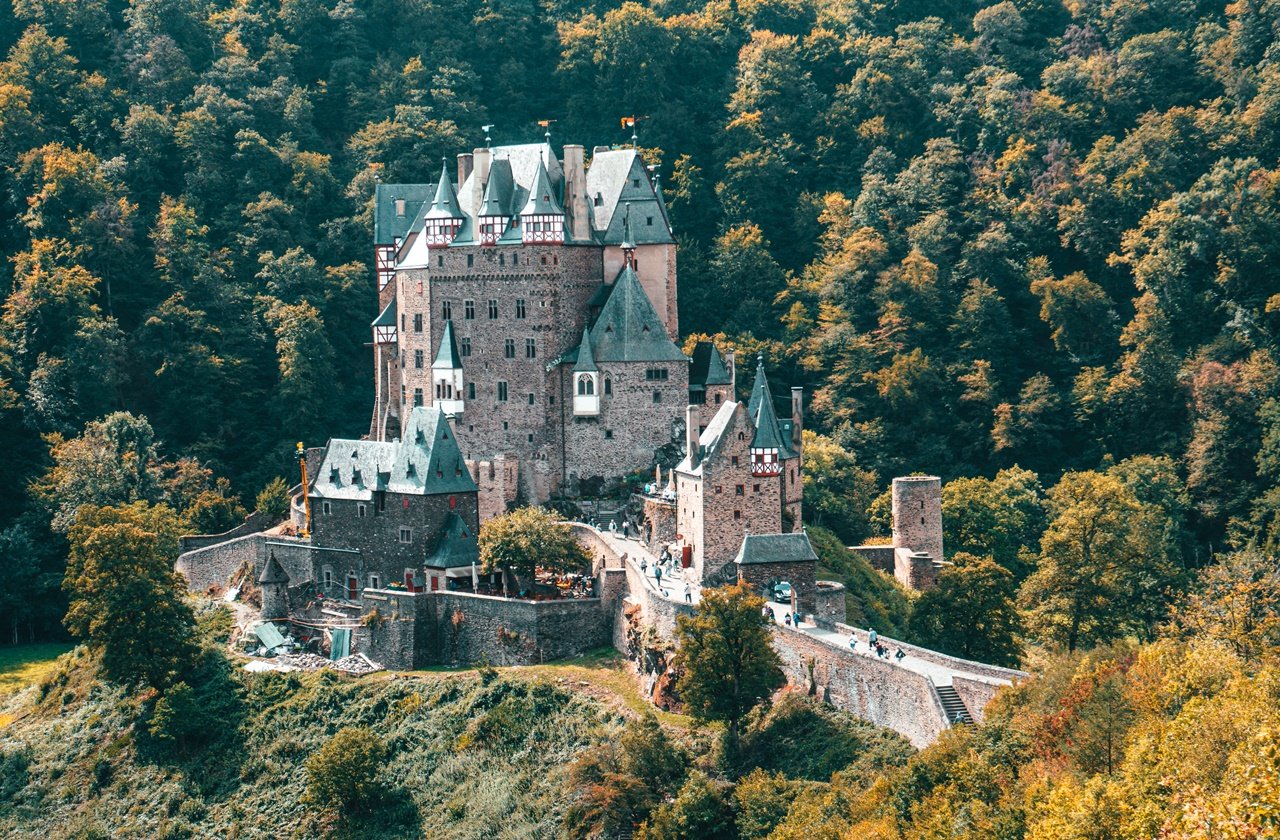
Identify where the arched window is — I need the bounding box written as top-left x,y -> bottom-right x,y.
577,376 -> 594,395
603,378 -> 612,396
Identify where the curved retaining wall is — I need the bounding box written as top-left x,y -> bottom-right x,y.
175,534 -> 313,593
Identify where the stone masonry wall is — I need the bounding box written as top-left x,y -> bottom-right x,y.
736,560 -> 817,612
178,510 -> 277,552
429,592 -> 609,667
176,534 -> 314,593
891,476 -> 943,565
849,545 -> 895,574
769,624 -> 950,749
952,676 -> 1003,725
640,496 -> 677,554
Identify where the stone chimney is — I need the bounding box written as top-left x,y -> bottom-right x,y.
791,386 -> 804,455
457,152 -> 473,187
472,147 -> 491,213
686,404 -> 700,467
563,144 -> 592,241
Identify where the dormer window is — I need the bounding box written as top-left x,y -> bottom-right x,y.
395,199 -> 406,217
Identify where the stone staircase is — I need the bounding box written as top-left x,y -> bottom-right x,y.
935,684 -> 973,725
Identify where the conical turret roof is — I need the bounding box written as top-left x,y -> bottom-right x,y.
258,552 -> 289,585
521,158 -> 564,216
747,357 -> 789,451
426,159 -> 464,219
432,320 -> 462,370
572,329 -> 597,372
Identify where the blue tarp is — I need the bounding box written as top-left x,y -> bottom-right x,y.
254,623 -> 286,650
330,628 -> 351,660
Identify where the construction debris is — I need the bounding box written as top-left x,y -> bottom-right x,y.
240,651 -> 384,676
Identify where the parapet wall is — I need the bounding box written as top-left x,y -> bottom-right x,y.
832,622 -> 1027,684
175,534 -> 314,594
769,624 -> 949,749
178,510 -> 277,552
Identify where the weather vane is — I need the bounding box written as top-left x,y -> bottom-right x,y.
537,119 -> 556,142
620,116 -> 639,147
482,124 -> 495,147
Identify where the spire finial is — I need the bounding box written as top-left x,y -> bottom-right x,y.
538,118 -> 555,142
482,124 -> 495,147
621,202 -> 636,267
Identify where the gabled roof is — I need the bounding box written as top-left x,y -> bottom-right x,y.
572,329 -> 597,372
372,297 -> 396,328
588,265 -> 686,363
258,552 -> 289,584
521,158 -> 564,216
734,532 -> 819,565
674,400 -> 740,477
586,150 -> 675,245
426,512 -> 479,569
747,357 -> 790,452
689,341 -> 731,388
310,407 -> 477,500
425,160 -> 464,219
432,320 -> 462,369
374,183 -> 433,244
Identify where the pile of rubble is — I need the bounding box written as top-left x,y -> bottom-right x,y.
242,652 -> 384,676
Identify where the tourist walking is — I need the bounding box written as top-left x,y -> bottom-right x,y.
868,627 -> 878,647
684,584 -> 692,604
784,612 -> 792,627
849,636 -> 857,652
608,519 -> 617,534
654,565 -> 662,587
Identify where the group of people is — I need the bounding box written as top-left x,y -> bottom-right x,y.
639,553 -> 693,603
760,605 -> 802,627
849,628 -> 905,661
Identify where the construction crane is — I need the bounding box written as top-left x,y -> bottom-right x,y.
297,441 -> 312,538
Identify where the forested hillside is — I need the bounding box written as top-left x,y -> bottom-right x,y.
2,0 -> 1280,641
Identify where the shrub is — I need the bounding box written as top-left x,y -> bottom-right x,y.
255,477 -> 292,521
304,727 -> 387,816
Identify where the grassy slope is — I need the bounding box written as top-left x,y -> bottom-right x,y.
0,646 -> 649,840
0,643 -> 73,698
807,526 -> 913,638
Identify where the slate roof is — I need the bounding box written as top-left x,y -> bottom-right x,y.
674,400 -> 740,477
572,329 -> 597,372
426,512 -> 479,569
734,532 -> 819,565
258,552 -> 290,584
479,158 -> 517,217
425,160 -> 463,219
433,320 -> 462,369
310,407 -> 477,501
746,357 -> 794,455
372,296 -> 396,328
587,265 -> 686,364
689,341 -> 732,388
374,183 -> 433,244
586,150 -> 675,245
521,159 -> 564,216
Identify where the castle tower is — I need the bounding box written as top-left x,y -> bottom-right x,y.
891,476 -> 943,589
520,157 -> 565,245
432,320 -> 465,416
258,551 -> 290,620
423,159 -> 465,246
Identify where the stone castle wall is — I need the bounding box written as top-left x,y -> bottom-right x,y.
175,535 -> 314,594
849,545 -> 895,574
470,455 -> 519,523
891,476 -> 943,566
769,623 -> 950,749
178,510 -> 277,552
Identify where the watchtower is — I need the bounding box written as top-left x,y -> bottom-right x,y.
891,476 -> 943,566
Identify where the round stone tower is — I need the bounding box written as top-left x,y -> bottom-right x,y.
891,476 -> 943,563
258,550 -> 291,621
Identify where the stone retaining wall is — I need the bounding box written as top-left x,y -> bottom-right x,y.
849,544 -> 894,573
831,622 -> 1027,684
178,510 -> 277,552
175,534 -> 315,593
769,624 -> 950,749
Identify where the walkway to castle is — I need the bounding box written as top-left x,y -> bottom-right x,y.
590,529 -> 702,607
763,601 -> 1012,689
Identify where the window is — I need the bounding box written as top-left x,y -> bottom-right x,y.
413,313 -> 423,333
528,393 -> 535,405
753,484 -> 760,493
734,510 -> 742,520
399,527 -> 412,543
369,574 -> 380,590
437,255 -> 444,267
442,301 -> 452,320
653,390 -> 661,403
604,429 -> 613,439
715,486 -> 722,494
498,253 -> 504,266
527,434 -> 533,442
395,198 -> 406,217
604,378 -> 612,396
467,254 -> 474,267
488,299 -> 498,319
577,376 -> 594,395
468,382 -> 476,399
594,193 -> 603,206
323,569 -> 333,587
464,300 -> 475,319
497,381 -> 508,401
525,338 -> 536,358
515,299 -> 526,319
632,178 -> 640,187
645,368 -> 669,381
735,485 -> 744,496
460,337 -> 471,357
504,339 -> 516,358
414,350 -> 424,369
322,501 -> 332,514
647,216 -> 654,226
413,388 -> 423,407
732,455 -> 739,467
358,504 -> 366,518
376,492 -> 386,512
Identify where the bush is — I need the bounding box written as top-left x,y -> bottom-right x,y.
304,727 -> 387,816
255,477 -> 292,521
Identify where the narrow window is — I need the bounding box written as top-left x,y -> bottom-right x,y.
437,255 -> 444,267
735,485 -> 744,496
464,300 -> 475,319
442,301 -> 452,320
467,382 -> 476,399
369,574 -> 380,589
734,510 -> 741,520
526,338 -> 536,358
528,393 -> 535,405
414,350 -> 424,369
604,378 -> 612,396
399,527 -> 412,543
515,299 -> 526,319
731,456 -> 739,467
413,313 -> 423,333
413,388 -> 423,407
322,501 -> 332,514
527,433 -> 533,442
652,390 -> 661,403
488,299 -> 498,319
358,503 -> 366,518
604,429 -> 613,439
498,382 -> 508,402
460,337 -> 471,357
753,484 -> 760,493
504,339 -> 516,358
467,254 -> 474,267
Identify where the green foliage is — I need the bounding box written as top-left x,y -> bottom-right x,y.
800,430 -> 878,543
806,525 -> 911,637
254,476 -> 291,520
908,554 -> 1023,667
305,726 -> 387,817
478,506 -> 591,583
636,770 -> 736,840
674,584 -> 784,734
62,503 -> 198,689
